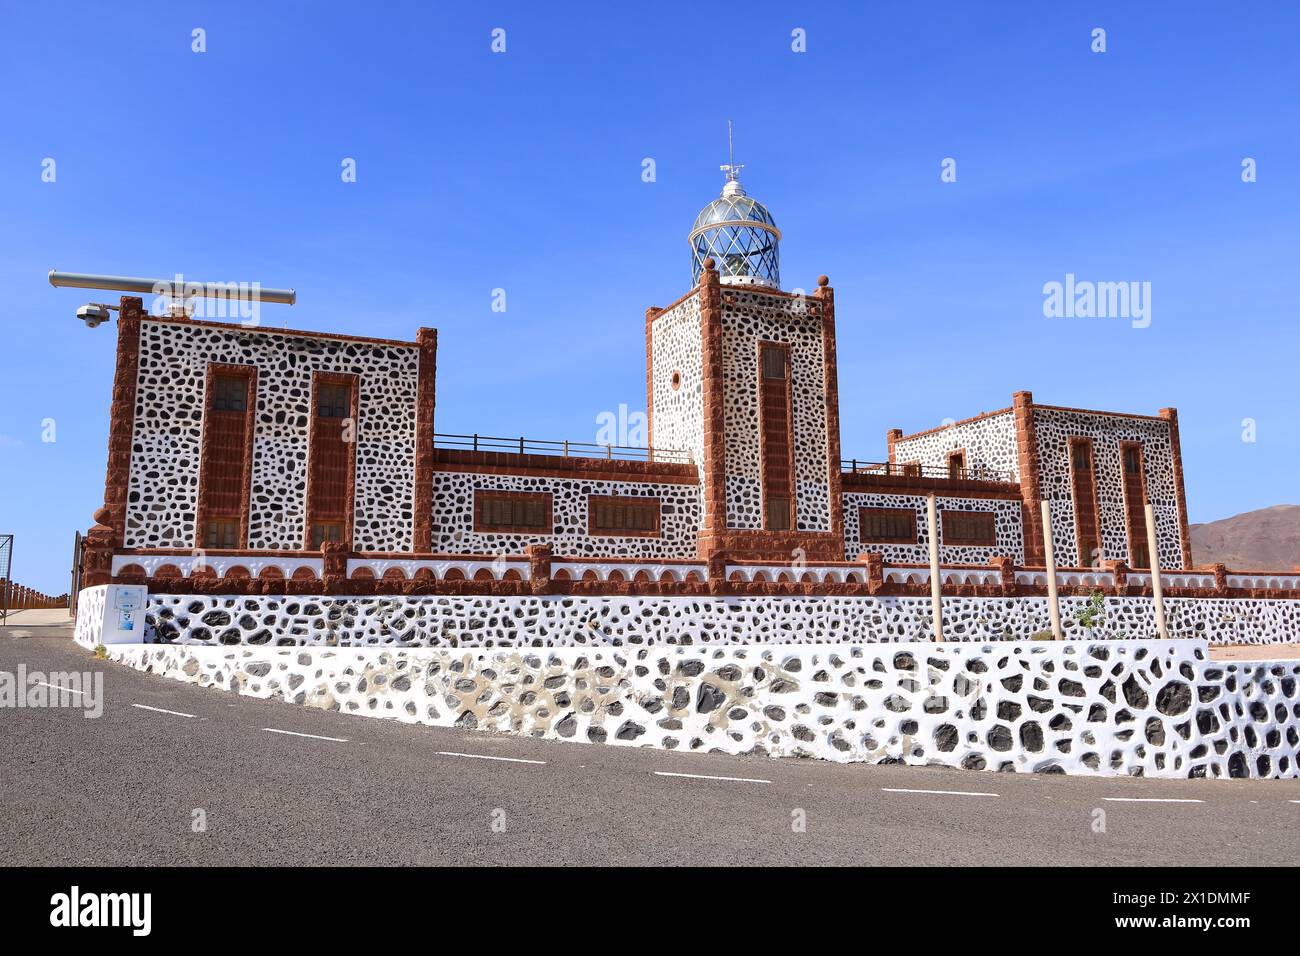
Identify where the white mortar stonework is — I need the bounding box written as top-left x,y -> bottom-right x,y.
1033,408 -> 1183,570
128,321 -> 420,552
721,291 -> 830,532
891,411 -> 1019,482
99,592 -> 1300,648
843,491 -> 1025,563
94,638 -> 1300,780
429,471 -> 701,558
649,294 -> 705,469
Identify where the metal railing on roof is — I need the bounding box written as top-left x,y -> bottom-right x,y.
842,459 -> 1014,483
434,432 -> 693,464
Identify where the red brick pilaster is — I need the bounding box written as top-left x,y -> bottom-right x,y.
322,541 -> 348,594
697,262 -> 728,556
862,552 -> 884,594
815,276 -> 845,556
1211,563 -> 1228,595
1159,407 -> 1194,570
645,306 -> 660,451
1012,390 -> 1046,566
98,296 -> 145,551
991,555 -> 1016,595
707,548 -> 729,595
413,328 -> 438,553
527,543 -> 552,595
886,428 -> 903,465
1105,559 -> 1129,595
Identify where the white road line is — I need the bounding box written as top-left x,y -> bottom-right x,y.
881,787 -> 999,798
1288,800 -> 1300,804
1103,797 -> 1203,803
653,771 -> 771,784
435,751 -> 546,765
131,703 -> 197,718
263,728 -> 348,743
35,681 -> 85,696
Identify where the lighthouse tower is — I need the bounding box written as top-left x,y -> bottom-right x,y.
646,158 -> 844,562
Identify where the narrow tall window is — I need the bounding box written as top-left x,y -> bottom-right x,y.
197,366 -> 254,550
947,450 -> 966,481
759,343 -> 793,532
1069,437 -> 1100,566
306,375 -> 356,550
1121,441 -> 1150,568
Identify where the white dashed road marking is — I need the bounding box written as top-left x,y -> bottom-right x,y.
35,681 -> 86,696
435,751 -> 546,765
654,771 -> 771,784
1103,797 -> 1203,804
131,703 -> 197,718
881,787 -> 999,798
263,728 -> 348,742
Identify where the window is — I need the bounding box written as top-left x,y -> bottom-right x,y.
859,507 -> 917,544
1124,445 -> 1142,475
590,497 -> 660,536
761,346 -> 787,379
317,383 -> 351,419
947,450 -> 966,481
475,492 -> 552,532
766,497 -> 791,531
1072,443 -> 1091,472
941,510 -> 996,546
212,375 -> 248,412
308,521 -> 344,549
202,517 -> 239,549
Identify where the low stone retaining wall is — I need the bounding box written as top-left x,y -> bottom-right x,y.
84,587 -> 1300,646
86,629 -> 1300,780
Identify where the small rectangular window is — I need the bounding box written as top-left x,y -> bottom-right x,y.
766,497 -> 791,531
475,492 -> 552,532
590,497 -> 660,536
761,346 -> 787,380
203,517 -> 239,549
941,510 -> 996,547
859,507 -> 917,544
317,383 -> 351,419
947,451 -> 966,481
212,374 -> 248,413
308,521 -> 344,549
1124,445 -> 1142,475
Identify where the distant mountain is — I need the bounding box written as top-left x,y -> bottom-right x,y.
1190,505 -> 1300,571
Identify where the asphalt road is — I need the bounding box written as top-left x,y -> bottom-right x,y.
2,624 -> 1298,866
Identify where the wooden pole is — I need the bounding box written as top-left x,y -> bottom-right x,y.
1145,500 -> 1169,639
1041,499 -> 1063,640
927,494 -> 944,642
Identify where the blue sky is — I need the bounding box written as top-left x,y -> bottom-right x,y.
1,1 -> 1297,592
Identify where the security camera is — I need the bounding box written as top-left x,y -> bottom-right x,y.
76,303 -> 112,328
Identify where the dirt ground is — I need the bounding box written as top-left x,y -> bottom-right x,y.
1209,642 -> 1300,660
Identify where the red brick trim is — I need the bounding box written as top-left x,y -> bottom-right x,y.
893,406 -> 1014,444
697,265 -> 728,554
1160,407 -> 1194,570
304,371 -> 360,549
587,494 -> 662,538
858,506 -> 918,545
473,489 -> 554,535
138,313 -> 418,350
1012,390 -> 1046,566
645,306 -> 659,450
413,328 -> 437,552
100,296 -> 146,549
885,428 -> 902,464
431,448 -> 697,484
1034,402 -> 1167,423
841,472 -> 1022,499
816,280 -> 846,552
195,362 -> 258,549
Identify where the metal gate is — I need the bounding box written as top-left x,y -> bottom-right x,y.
69,531 -> 84,618
0,534 -> 12,624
